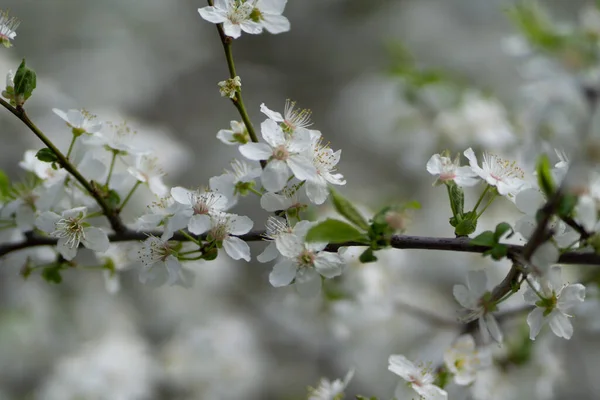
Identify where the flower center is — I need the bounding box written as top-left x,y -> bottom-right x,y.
298,249 -> 316,267
273,145 -> 289,161
54,217 -> 85,248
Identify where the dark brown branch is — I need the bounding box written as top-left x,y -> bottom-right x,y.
1,229 -> 599,265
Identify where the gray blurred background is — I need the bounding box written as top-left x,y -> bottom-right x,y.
1,0 -> 599,399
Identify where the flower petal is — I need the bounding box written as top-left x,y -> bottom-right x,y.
269,259 -> 296,287
223,236 -> 251,261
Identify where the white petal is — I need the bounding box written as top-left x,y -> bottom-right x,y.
287,155 -> 317,181
223,22 -> 242,39
305,178 -> 328,205
388,355 -> 418,381
216,129 -> 236,145
240,21 -> 263,35
228,215 -> 254,235
426,154 -> 443,175
188,214 -> 211,235
165,255 -> 182,286
82,227 -> 110,252
295,268 -> 321,297
413,384 -> 448,400
239,143 -> 273,161
260,192 -> 292,211
261,14 -> 290,34
260,103 -> 284,122
548,310 -> 573,339
52,108 -> 69,123
57,237 -> 78,260
171,186 -> 193,205
575,195 -> 597,232
260,119 -> 286,147
314,252 -> 343,278
223,236 -> 251,261
148,177 -> 168,197
257,242 -> 279,263
35,211 -> 60,233
269,259 -> 296,287
257,0 -> 287,14
261,160 -> 290,192
558,284 -> 586,310
484,314 -> 503,343
527,308 -> 545,340
198,6 -> 228,24
466,270 -> 488,296
275,232 -> 304,258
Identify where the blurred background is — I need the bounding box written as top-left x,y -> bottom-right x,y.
1,0 -> 600,399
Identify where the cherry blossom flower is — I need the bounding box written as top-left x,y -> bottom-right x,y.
136,235 -> 184,286
198,1 -> 261,39
0,9 -> 20,48
426,153 -> 480,187
268,220 -> 344,296
260,101 -> 315,135
218,76 -> 241,99
170,187 -> 229,235
135,196 -> 193,240
83,121 -> 150,155
253,0 -> 290,34
453,270 -> 503,343
216,120 -> 250,145
209,159 -> 262,208
304,132 -> 346,205
52,108 -> 103,135
35,207 -> 109,260
256,216 -> 292,263
307,369 -> 354,400
207,213 -> 253,261
388,354 -> 447,400
524,267 -> 586,340
127,154 -> 168,197
443,334 -> 492,386
259,187 -> 306,215
239,119 -> 316,192
464,147 -> 527,197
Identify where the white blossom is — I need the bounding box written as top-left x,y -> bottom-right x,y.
239,119 -> 316,192
304,132 -> 346,205
135,196 -> 193,240
136,235 -> 184,286
171,187 -> 230,235
453,270 -> 503,343
52,108 -> 103,135
253,0 -> 290,34
268,220 -> 343,296
524,267 -> 586,340
82,121 -> 150,155
464,147 -> 527,197
127,154 -> 168,197
0,9 -> 19,48
260,101 -> 316,136
256,216 -> 292,263
35,207 -> 109,260
388,354 -> 447,400
198,0 -> 262,39
218,76 -> 242,99
426,153 -> 480,187
308,369 -> 354,400
216,120 -> 249,145
443,334 -> 492,386
209,159 -> 261,208
207,213 -> 253,261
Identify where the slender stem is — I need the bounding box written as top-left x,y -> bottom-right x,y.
525,277 -> 545,300
117,181 -> 140,214
248,186 -> 263,197
178,230 -> 200,246
472,185 -> 490,213
66,135 -> 77,160
476,193 -> 498,219
0,98 -> 126,233
105,151 -> 118,186
446,184 -> 457,217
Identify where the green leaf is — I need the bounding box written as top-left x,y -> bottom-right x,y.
0,170 -> 10,200
359,248 -> 378,263
470,230 -> 496,247
455,215 -> 477,236
42,266 -> 62,284
557,193 -> 578,218
536,154 -> 555,197
35,148 -> 59,163
494,222 -> 513,241
488,244 -> 509,260
448,183 -> 465,218
13,59 -> 37,105
306,219 -> 366,244
107,189 -> 121,209
329,188 -> 370,231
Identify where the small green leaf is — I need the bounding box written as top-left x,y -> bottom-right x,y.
306,219 -> 366,244
329,188 -> 369,231
455,215 -> 477,236
359,248 -> 378,263
470,230 -> 496,247
107,189 -> 121,208
0,170 -> 10,200
489,244 -> 508,260
449,183 -> 465,218
13,59 -> 37,105
35,148 -> 59,163
494,222 -> 513,241
536,154 -> 555,197
42,266 -> 62,284
557,193 -> 578,218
